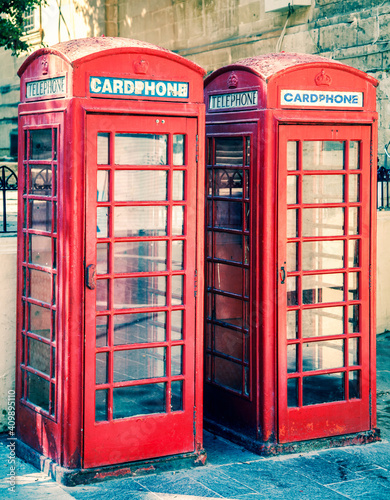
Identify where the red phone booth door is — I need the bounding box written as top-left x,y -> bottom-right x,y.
84,114 -> 198,467
278,124 -> 372,442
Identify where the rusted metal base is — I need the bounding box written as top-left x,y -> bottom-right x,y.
205,418 -> 381,457
16,438 -> 207,486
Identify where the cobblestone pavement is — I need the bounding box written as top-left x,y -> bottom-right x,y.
1,331 -> 390,500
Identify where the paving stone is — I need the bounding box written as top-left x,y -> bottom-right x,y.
186,467 -> 257,497
134,473 -> 224,498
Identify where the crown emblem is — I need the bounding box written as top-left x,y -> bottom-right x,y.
227,72 -> 238,89
134,58 -> 149,75
315,69 -> 332,86
41,57 -> 49,75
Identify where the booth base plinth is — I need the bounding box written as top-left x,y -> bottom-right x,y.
204,418 -> 381,456
15,438 -> 207,486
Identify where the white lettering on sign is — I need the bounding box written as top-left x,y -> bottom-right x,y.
89,76 -> 189,99
209,91 -> 258,111
26,76 -> 66,100
280,90 -> 363,108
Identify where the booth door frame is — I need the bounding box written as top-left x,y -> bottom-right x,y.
277,123 -> 373,443
83,113 -> 199,468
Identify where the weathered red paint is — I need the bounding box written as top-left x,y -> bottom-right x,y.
204,52 -> 378,450
16,37 -> 206,476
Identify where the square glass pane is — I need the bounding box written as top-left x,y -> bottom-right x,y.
215,294 -> 243,328
302,240 -> 344,270
287,344 -> 298,373
348,240 -> 360,268
29,165 -> 52,196
172,206 -> 184,235
114,170 -> 167,201
349,175 -> 360,202
29,337 -> 50,375
302,207 -> 344,237
287,310 -> 298,339
287,141 -> 298,171
172,275 -> 184,305
214,263 -> 242,295
97,207 -> 109,238
114,241 -> 167,273
287,209 -> 298,238
287,378 -> 298,407
97,170 -> 109,201
302,141 -> 344,170
349,337 -> 359,366
172,240 -> 184,270
302,306 -> 344,338
287,175 -> 298,205
173,135 -> 185,165
302,339 -> 344,372
29,234 -> 52,268
96,316 -> 108,347
115,206 -> 167,237
348,272 -> 359,301
214,200 -> 242,230
349,371 -> 360,399
97,133 -> 109,165
287,276 -> 298,306
302,175 -> 344,204
302,273 -> 344,305
114,276 -> 167,308
214,169 -> 243,198
171,380 -> 183,411
214,325 -> 243,360
303,372 -> 344,405
349,207 -> 359,235
349,142 -> 359,170
97,243 -> 109,275
348,305 -> 360,333
115,134 -> 167,165
96,279 -> 109,311
95,389 -> 108,421
214,357 -> 242,393
173,170 -> 185,200
214,232 -> 242,263
171,345 -> 183,376
113,347 -> 166,382
29,268 -> 51,304
30,200 -> 52,232
27,372 -> 50,411
215,137 -> 243,166
171,310 -> 183,340
29,303 -> 51,339
113,383 -> 166,419
96,352 -> 108,384
114,312 -> 166,345
29,129 -> 52,160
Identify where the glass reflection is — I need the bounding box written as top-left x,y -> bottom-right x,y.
302,207 -> 344,237
114,312 -> 166,345
114,241 -> 167,273
173,135 -> 185,165
114,170 -> 167,201
302,273 -> 344,305
114,276 -> 167,308
215,137 -> 243,166
302,141 -> 344,170
302,339 -> 344,371
113,347 -> 166,381
302,175 -> 344,204
302,240 -> 344,270
114,206 -> 167,237
302,306 -> 344,338
303,372 -> 344,405
113,383 -> 166,418
115,134 -> 167,165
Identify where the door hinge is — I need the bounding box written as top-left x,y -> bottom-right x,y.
194,269 -> 198,297
196,134 -> 199,163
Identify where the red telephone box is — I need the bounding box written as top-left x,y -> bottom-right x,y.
204,53 -> 379,452
16,37 -> 206,483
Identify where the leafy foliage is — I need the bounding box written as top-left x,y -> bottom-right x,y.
0,0 -> 45,55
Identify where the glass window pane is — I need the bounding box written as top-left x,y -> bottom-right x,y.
349,175 -> 360,202
171,345 -> 183,376
287,378 -> 298,407
302,273 -> 344,305
214,263 -> 242,295
29,268 -> 51,304
349,371 -> 360,399
349,337 -> 359,366
302,175 -> 344,204
173,171 -> 184,200
302,306 -> 344,338
96,279 -> 109,311
302,141 -> 344,170
287,141 -> 298,171
29,129 -> 52,160
171,310 -> 183,340
27,372 -> 50,411
214,169 -> 243,198
287,175 -> 298,204
348,305 -> 360,333
115,134 -> 167,165
97,207 -> 109,238
95,389 -> 108,421
171,380 -> 183,411
349,207 -> 359,235
173,135 -> 185,165
115,206 -> 167,237
29,304 -> 51,339
172,275 -> 184,305
172,240 -> 184,270
96,316 -> 108,347
96,352 -> 108,384
287,276 -> 298,306
287,311 -> 298,339
287,344 -> 298,373
214,356 -> 242,393
114,312 -> 166,345
214,325 -> 243,360
348,240 -> 360,268
287,242 -> 298,272
97,243 -> 109,275
114,170 -> 167,201
114,347 -> 166,382
29,234 -> 52,268
214,200 -> 242,230
302,240 -> 344,270
349,142 -> 359,170
215,137 -> 243,166
214,232 -> 242,263
114,276 -> 166,308
287,209 -> 298,238
215,294 -> 243,328
172,206 -> 184,235
303,372 -> 344,405
30,200 -> 52,232
303,339 -> 344,371
97,170 -> 109,201
113,383 -> 166,418
29,165 -> 52,196
29,337 -> 50,375
97,133 -> 109,165
302,207 -> 344,237
114,241 -> 167,273
348,272 -> 359,301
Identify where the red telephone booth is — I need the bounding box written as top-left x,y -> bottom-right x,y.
16,37 -> 206,483
204,53 -> 379,452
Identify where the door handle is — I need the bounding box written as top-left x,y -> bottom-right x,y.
86,264 -> 96,290
280,266 -> 286,285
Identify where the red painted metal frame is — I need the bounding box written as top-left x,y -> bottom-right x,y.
16,38 -> 205,471
204,53 -> 378,448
